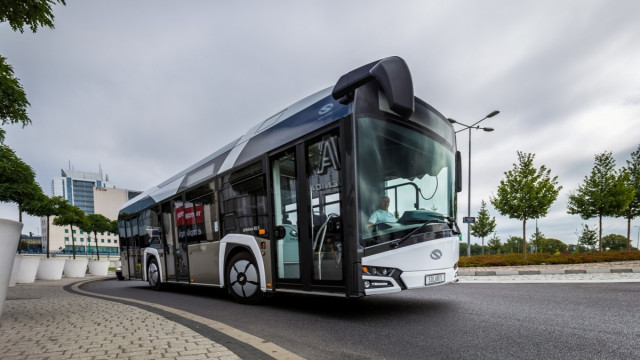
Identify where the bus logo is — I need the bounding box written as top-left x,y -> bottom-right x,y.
430,249 -> 443,260
319,103 -> 333,115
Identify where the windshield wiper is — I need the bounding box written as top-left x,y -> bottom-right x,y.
390,220 -> 438,249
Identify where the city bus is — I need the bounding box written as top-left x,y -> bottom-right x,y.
117,56 -> 461,304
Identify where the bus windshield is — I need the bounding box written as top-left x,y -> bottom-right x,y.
357,108 -> 456,247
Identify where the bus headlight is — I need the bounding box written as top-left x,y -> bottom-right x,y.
362,266 -> 396,277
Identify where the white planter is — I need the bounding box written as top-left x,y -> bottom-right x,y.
1,219 -> 23,315
88,260 -> 109,276
37,258 -> 66,280
16,256 -> 41,284
9,254 -> 22,287
64,258 -> 88,278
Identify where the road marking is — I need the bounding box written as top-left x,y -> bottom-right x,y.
71,280 -> 305,360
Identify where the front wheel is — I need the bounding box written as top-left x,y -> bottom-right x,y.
147,257 -> 163,290
226,252 -> 263,304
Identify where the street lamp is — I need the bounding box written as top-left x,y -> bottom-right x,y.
635,225 -> 640,250
449,110 -> 500,257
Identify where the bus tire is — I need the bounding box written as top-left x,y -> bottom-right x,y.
226,252 -> 263,304
147,257 -> 163,291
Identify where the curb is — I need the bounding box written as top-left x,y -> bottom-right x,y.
459,268 -> 640,276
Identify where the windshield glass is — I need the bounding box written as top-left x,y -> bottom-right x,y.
357,109 -> 456,247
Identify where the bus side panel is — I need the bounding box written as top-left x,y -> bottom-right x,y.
120,250 -> 131,278
188,242 -> 221,285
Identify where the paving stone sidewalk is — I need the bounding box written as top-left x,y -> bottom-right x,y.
0,277 -> 240,360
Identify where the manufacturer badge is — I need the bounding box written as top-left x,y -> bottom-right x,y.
430,249 -> 443,260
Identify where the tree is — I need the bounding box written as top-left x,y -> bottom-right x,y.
470,200 -> 496,255
503,236 -> 526,254
0,144 -> 43,222
0,56 -> 30,143
491,152 -> 562,260
529,227 -> 545,253
487,233 -> 502,255
53,203 -> 85,259
567,152 -> 634,254
23,195 -> 67,258
535,238 -> 567,254
576,224 -> 598,251
1,0 -> 66,142
602,234 -> 629,251
621,145 -> 640,250
80,214 -> 113,260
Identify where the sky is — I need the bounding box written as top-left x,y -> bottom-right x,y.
2,1 -> 640,246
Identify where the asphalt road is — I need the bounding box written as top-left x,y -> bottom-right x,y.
82,279 -> 640,360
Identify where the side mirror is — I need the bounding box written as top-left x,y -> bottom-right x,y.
455,151 -> 462,193
274,226 -> 286,240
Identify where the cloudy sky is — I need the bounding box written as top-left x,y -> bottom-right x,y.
2,1 -> 639,246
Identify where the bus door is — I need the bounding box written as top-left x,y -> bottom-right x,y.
129,216 -> 143,279
172,196 -> 190,282
271,130 -> 345,290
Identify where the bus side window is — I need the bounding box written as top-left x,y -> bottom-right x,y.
219,162 -> 268,238
185,181 -> 218,243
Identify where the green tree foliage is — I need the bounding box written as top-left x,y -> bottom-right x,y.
534,238 -> 568,254
470,200 -> 496,255
23,195 -> 67,258
567,152 -> 634,254
0,56 -> 30,143
529,227 -> 545,253
487,233 -> 502,255
0,0 -> 66,142
459,243 -> 483,256
502,236 -> 527,254
53,203 -> 85,259
576,224 -> 598,251
491,152 -> 562,260
0,0 -> 66,33
79,214 -> 113,260
0,144 -> 43,221
602,234 -> 629,251
621,145 -> 640,250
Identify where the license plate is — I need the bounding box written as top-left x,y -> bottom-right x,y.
426,273 -> 445,286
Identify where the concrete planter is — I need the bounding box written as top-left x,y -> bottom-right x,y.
16,256 -> 41,284
9,254 -> 21,287
88,260 -> 109,276
64,258 -> 88,278
1,218 -> 23,315
37,258 -> 66,280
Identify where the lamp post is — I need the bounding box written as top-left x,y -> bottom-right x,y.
635,225 -> 640,250
449,110 -> 500,257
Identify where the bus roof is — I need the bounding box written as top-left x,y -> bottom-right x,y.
120,86 -> 351,215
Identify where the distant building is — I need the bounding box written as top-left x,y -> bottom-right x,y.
42,167 -> 141,255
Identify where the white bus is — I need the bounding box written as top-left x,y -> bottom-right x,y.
117,56 -> 461,304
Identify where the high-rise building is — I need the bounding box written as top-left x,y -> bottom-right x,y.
42,167 -> 140,255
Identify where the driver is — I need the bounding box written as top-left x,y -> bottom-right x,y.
367,196 -> 397,228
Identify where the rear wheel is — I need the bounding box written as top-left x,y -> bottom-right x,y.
147,257 -> 163,290
226,252 -> 263,304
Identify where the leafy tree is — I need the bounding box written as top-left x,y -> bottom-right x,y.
0,144 -> 43,222
535,238 -> 567,254
576,224 -> 598,251
620,145 -> 640,250
487,233 -> 502,255
602,234 -> 629,251
0,0 -> 66,33
471,200 -> 496,255
491,152 -> 562,260
503,236 -> 527,254
79,214 -> 113,260
529,227 -> 545,253
0,56 -> 30,143
459,243 -> 483,256
567,152 -> 634,254
53,203 -> 85,259
0,0 -> 66,142
23,195 -> 68,258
